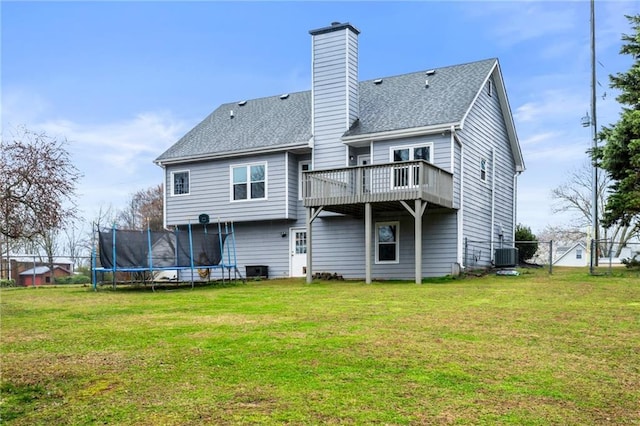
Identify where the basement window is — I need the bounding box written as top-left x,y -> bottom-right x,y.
375,221 -> 399,264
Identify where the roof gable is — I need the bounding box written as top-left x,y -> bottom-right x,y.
553,242 -> 587,264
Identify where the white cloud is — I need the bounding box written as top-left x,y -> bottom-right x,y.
459,2 -> 579,47
514,88 -> 589,124
2,88 -> 189,221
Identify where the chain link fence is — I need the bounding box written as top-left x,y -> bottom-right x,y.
589,239 -> 640,275
464,239 -> 553,274
0,254 -> 91,287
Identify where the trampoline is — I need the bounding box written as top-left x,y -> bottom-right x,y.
91,221 -> 242,290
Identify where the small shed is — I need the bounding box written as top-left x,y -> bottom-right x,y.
19,266 -> 71,286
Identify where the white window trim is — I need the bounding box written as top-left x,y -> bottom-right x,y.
230,162 -> 268,202
389,142 -> 434,163
375,221 -> 400,264
480,158 -> 488,182
298,160 -> 311,200
170,170 -> 190,196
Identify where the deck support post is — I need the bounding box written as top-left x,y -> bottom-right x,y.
401,199 -> 426,284
365,202 -> 372,284
306,207 -> 313,284
305,206 -> 323,284
415,199 -> 422,284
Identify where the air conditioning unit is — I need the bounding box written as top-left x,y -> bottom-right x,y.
494,248 -> 518,267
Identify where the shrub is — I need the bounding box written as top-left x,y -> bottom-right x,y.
0,279 -> 16,288
622,255 -> 640,270
515,224 -> 538,263
54,275 -> 91,284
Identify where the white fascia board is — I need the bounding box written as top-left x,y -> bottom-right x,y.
341,122 -> 460,146
459,60 -> 525,173
154,141 -> 311,167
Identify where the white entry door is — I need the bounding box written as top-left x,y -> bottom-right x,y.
290,228 -> 307,277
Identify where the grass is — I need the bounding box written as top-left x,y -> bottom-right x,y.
1,267 -> 639,425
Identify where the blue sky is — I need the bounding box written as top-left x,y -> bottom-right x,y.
1,1 -> 636,234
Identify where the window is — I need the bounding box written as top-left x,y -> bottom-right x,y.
171,171 -> 190,195
480,159 -> 487,181
576,249 -> 582,259
231,163 -> 266,201
376,222 -> 399,263
299,161 -> 311,200
390,143 -> 433,188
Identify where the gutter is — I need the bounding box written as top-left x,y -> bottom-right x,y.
341,122 -> 461,145
154,141 -> 311,167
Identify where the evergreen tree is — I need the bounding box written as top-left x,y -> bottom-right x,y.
595,14 -> 640,231
515,224 -> 538,263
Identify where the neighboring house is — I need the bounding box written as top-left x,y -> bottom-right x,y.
19,266 -> 71,286
8,258 -> 73,283
553,243 -> 588,267
155,22 -> 525,283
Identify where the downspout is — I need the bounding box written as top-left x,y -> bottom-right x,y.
284,153 -> 289,218
454,130 -> 464,268
161,165 -> 167,229
490,148 -> 496,263
513,171 -> 521,242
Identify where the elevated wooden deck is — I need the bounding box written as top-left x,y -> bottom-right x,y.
302,160 -> 454,214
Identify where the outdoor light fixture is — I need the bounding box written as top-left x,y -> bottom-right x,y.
581,112 -> 591,128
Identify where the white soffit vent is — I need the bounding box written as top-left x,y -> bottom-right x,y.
373,79 -> 383,85
280,93 -> 289,99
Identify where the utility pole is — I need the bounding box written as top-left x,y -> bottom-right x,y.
590,0 -> 599,267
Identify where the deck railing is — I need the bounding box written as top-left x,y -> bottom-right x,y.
302,161 -> 453,208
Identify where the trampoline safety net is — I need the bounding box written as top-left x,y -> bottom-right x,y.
98,229 -> 228,269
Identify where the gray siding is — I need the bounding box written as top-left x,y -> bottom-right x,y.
228,210 -> 459,280
289,153 -> 311,221
165,152 -> 292,225
459,75 -> 516,264
309,210 -> 458,279
312,27 -> 358,170
370,133 -> 452,172
232,220 -> 299,279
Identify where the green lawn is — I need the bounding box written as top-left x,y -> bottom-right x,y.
1,268 -> 639,425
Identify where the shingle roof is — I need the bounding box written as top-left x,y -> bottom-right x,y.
156,91 -> 312,162
20,266 -> 51,275
156,58 -> 498,163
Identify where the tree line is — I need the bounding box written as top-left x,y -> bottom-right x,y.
0,128 -> 162,279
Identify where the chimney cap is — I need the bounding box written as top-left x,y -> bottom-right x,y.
309,22 -> 360,36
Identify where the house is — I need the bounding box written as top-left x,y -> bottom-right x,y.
553,243 -> 588,267
19,265 -> 71,286
155,22 -> 525,283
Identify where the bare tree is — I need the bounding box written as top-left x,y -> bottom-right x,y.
64,221 -> 89,270
35,228 -> 61,282
551,162 -> 638,257
117,184 -> 163,231
0,126 -> 81,279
